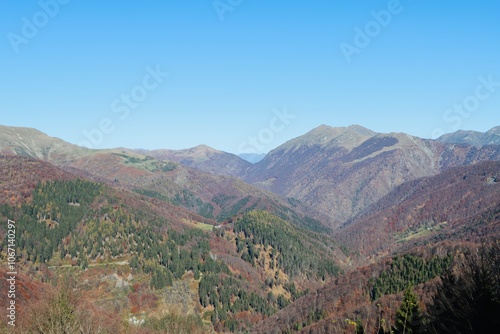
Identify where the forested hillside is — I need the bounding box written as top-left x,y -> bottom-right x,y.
252,242 -> 499,334
0,156 -> 342,333
337,161 -> 500,256
233,211 -> 340,279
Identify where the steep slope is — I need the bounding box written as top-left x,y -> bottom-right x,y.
0,157 -> 219,332
337,161 -> 500,256
0,125 -> 91,163
437,125 -> 500,146
0,155 -> 75,205
0,125 -> 327,231
0,156 -> 342,333
2,125 -> 499,333
251,240 -> 499,334
251,241 -> 490,334
0,156 -> 214,228
66,151 -> 329,231
134,145 -> 251,177
243,125 -> 500,224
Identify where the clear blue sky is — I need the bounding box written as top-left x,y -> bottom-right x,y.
1,0 -> 499,154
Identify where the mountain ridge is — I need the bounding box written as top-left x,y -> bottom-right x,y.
132,145 -> 251,177
0,125 -> 92,163
242,125 -> 500,223
3,123 -> 500,225
271,124 -> 378,154
437,126 -> 500,146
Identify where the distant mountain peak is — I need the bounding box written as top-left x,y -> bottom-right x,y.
347,124 -> 378,135
282,124 -> 378,152
0,125 -> 88,163
309,124 -> 377,138
188,144 -> 219,155
0,124 -> 50,138
437,126 -> 500,146
487,126 -> 500,136
130,144 -> 250,178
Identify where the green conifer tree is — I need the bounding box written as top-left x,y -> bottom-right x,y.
394,286 -> 423,334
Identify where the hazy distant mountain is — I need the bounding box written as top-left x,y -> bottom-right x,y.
242,124 -> 500,224
134,145 -> 251,177
239,153 -> 266,164
0,125 -> 251,178
437,126 -> 500,146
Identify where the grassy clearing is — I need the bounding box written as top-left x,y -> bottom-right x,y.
396,221 -> 448,243
113,153 -> 177,172
183,219 -> 215,231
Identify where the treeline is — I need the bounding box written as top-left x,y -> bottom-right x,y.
214,195 -> 250,221
234,210 -> 340,279
171,188 -> 215,219
114,153 -> 177,172
370,253 -> 453,300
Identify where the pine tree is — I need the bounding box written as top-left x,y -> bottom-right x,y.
394,286 -> 423,334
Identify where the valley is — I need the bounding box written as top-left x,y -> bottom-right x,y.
0,124 -> 499,333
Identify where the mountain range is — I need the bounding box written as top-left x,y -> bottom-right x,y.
241,125 -> 500,224
437,126 -> 500,146
0,123 -> 499,333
